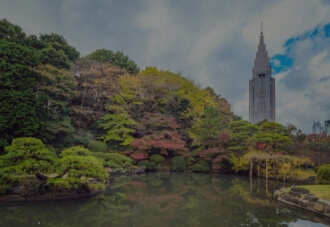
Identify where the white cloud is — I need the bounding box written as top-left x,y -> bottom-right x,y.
272,59 -> 281,67
276,33 -> 330,133
309,51 -> 328,71
242,0 -> 330,54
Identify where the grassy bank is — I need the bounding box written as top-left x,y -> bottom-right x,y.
297,185 -> 330,200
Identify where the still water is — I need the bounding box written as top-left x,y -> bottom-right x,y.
0,172 -> 329,227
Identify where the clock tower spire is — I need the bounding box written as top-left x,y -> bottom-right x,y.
249,23 -> 275,123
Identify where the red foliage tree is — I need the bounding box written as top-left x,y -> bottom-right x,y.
130,151 -> 149,160
141,112 -> 179,131
131,131 -> 188,155
212,155 -> 227,171
131,112 -> 188,156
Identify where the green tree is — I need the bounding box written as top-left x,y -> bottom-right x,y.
48,146 -> 108,191
38,33 -> 80,62
190,106 -> 224,145
283,124 -> 306,154
38,45 -> 71,69
0,40 -> 43,149
228,120 -> 258,152
33,64 -> 77,145
0,137 -> 56,193
0,137 -> 56,172
253,121 -> 292,150
98,107 -> 138,146
87,49 -> 139,73
0,19 -> 26,44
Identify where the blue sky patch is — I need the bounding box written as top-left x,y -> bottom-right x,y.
270,54 -> 293,74
271,22 -> 330,74
324,23 -> 330,37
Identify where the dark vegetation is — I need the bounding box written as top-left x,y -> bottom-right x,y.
0,19 -> 329,195
316,164 -> 330,183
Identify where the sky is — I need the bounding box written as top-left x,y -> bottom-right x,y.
1,0 -> 330,134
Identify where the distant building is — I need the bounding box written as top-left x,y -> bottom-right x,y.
325,120 -> 330,136
312,121 -> 323,134
249,24 -> 275,123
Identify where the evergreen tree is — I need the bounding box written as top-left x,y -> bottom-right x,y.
0,40 -> 43,150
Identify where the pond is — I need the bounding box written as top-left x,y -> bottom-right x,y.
0,172 -> 329,227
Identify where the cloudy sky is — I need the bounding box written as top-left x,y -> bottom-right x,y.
1,0 -> 330,133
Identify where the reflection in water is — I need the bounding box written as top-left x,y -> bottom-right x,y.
0,173 -> 329,227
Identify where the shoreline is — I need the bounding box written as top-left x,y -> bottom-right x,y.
0,167 -> 321,204
0,166 -> 147,203
274,186 -> 330,219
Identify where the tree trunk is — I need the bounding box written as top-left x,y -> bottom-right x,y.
257,164 -> 260,178
249,159 -> 254,179
265,160 -> 268,181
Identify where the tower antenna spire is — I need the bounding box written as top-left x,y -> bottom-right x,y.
261,21 -> 263,34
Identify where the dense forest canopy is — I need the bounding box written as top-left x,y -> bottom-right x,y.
0,18 -> 329,194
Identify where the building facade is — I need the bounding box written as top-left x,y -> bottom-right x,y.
313,121 -> 323,134
249,27 -> 275,124
324,120 -> 330,136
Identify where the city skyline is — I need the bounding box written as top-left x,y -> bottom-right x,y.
1,0 -> 330,133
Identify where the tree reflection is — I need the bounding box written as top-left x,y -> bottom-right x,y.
0,173 -> 328,226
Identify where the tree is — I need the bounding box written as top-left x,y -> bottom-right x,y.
38,33 -> 80,62
131,112 -> 188,156
140,68 -> 219,120
98,110 -> 138,146
228,120 -> 258,153
252,122 -> 292,151
0,40 -> 43,149
87,49 -> 139,73
72,58 -> 126,130
0,137 -> 56,193
33,64 -> 77,145
48,146 -> 109,191
0,19 -> 26,44
282,124 -> 306,154
38,45 -> 71,69
190,106 -> 224,145
0,137 -> 56,172
230,149 -> 311,181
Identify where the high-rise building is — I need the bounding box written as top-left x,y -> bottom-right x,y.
313,121 -> 323,134
249,24 -> 275,124
324,120 -> 330,136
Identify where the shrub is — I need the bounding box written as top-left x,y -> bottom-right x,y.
170,156 -> 185,172
70,132 -> 94,147
104,161 -> 122,169
0,137 -> 57,194
1,137 -> 56,174
108,153 -> 133,165
0,172 -> 16,194
138,160 -> 157,171
191,160 -> 211,173
88,141 -> 108,153
317,164 -> 330,182
92,152 -> 133,165
122,161 -> 132,168
150,154 -> 165,164
48,147 -> 108,191
185,156 -> 195,166
60,146 -> 91,157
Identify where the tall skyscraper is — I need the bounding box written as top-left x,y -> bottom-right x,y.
249,24 -> 275,124
313,121 -> 323,134
325,120 -> 330,136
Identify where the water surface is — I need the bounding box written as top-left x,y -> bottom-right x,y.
0,172 -> 329,227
